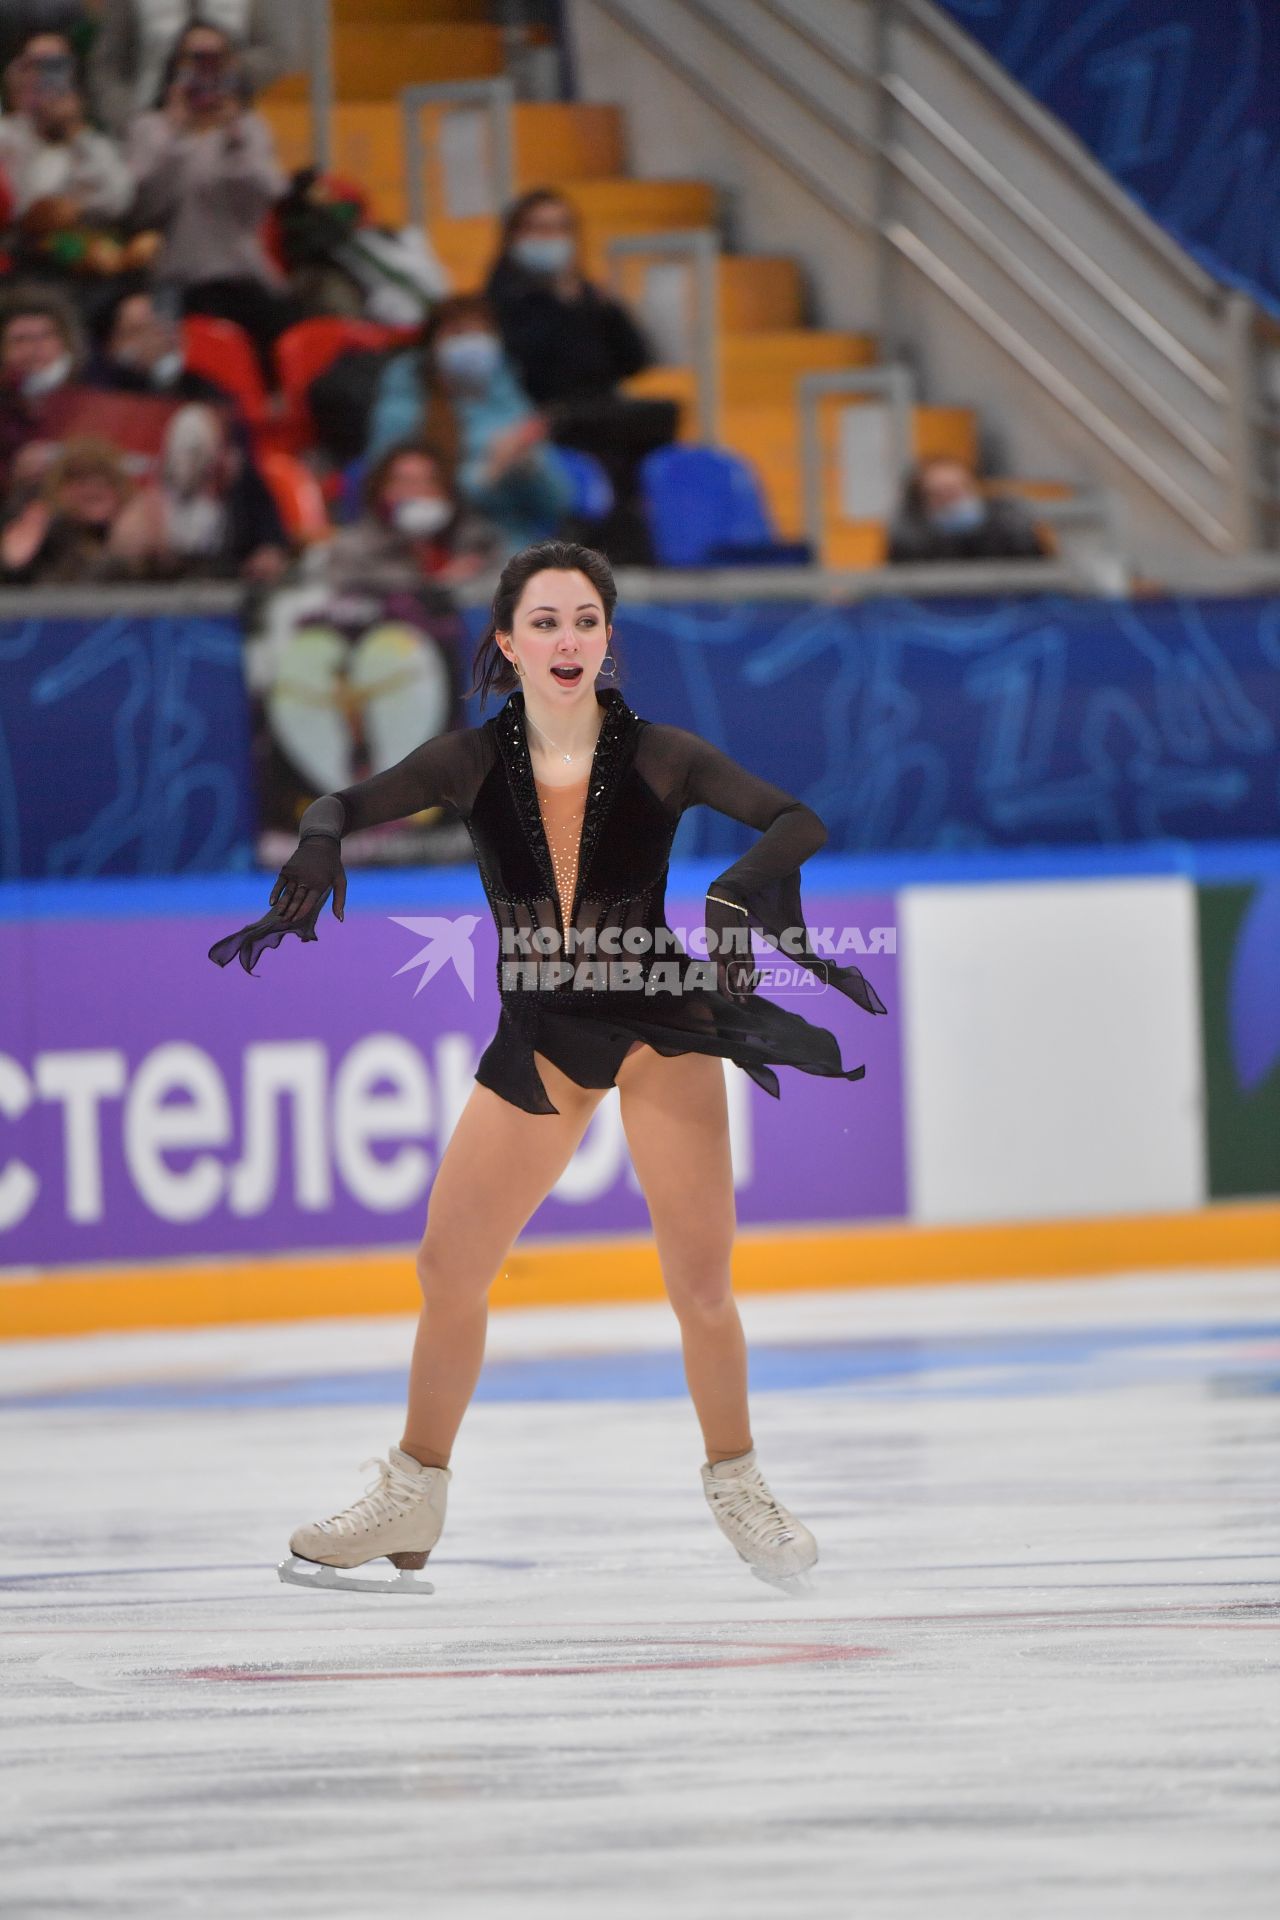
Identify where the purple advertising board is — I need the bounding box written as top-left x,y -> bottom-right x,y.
0,873 -> 904,1270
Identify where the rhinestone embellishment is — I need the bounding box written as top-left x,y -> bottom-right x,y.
492,688 -> 635,930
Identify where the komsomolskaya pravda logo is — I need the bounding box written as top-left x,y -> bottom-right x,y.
390,917 -> 895,1002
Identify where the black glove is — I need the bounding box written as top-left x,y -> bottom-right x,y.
208,833 -> 347,974
270,831 -> 347,928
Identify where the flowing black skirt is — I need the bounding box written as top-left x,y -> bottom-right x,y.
475,960 -> 875,1116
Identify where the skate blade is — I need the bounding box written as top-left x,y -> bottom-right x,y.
749,1564 -> 817,1595
277,1555 -> 435,1595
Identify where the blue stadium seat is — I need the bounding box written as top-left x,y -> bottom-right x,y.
546,446 -> 615,522
639,444 -> 812,567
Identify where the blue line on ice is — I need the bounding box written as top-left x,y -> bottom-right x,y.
2,1322 -> 1275,1412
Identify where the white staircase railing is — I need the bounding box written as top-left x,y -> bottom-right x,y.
580,0 -> 1270,556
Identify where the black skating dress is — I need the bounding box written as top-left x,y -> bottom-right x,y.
209,686 -> 888,1115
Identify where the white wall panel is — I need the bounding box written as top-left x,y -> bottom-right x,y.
900,879 -> 1206,1223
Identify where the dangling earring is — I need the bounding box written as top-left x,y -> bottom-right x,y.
509,655 -> 523,676
599,653 -> 617,681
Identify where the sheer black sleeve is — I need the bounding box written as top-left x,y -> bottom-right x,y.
637,722 -> 888,1016
208,727 -> 493,975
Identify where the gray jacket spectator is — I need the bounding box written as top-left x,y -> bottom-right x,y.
0,30 -> 130,220
125,53 -> 286,291
89,0 -> 291,136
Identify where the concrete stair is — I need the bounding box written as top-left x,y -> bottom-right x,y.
264,25 -> 505,105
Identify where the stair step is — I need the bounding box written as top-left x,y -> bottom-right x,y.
332,0 -> 490,20
623,334 -> 878,423
263,103 -> 405,215
717,256 -> 805,332
429,215 -> 503,288
821,524 -> 890,568
911,408 -> 979,469
612,253 -> 804,334
264,25 -> 504,104
555,177 -> 718,227
264,102 -> 627,229
513,105 -> 628,185
983,478 -> 1076,500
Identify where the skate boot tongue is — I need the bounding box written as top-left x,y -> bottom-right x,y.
707,1448 -> 757,1480
390,1444 -> 451,1482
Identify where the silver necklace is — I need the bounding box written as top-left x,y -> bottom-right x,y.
524,705 -> 601,767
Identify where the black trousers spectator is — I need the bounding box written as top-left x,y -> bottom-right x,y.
180,277 -> 303,385
550,394 -> 679,567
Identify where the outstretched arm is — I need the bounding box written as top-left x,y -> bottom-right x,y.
211,727 -> 486,972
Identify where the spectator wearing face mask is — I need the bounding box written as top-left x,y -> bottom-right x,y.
364,295 -> 573,557
485,188 -> 678,563
125,20 -> 293,378
887,456 -> 1050,564
88,0 -> 291,139
88,281 -> 238,406
320,441 -> 499,595
0,32 -> 132,268
486,190 -> 651,407
0,283 -> 84,485
110,399 -> 289,582
1,433 -> 132,584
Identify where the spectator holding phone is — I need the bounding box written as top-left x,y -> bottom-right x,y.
89,0 -> 291,138
125,20 -> 292,376
0,29 -> 132,270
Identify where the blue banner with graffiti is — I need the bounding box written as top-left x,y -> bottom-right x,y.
935,0 -> 1280,309
0,609 -> 255,881
586,595 -> 1280,859
2,593 -> 1278,877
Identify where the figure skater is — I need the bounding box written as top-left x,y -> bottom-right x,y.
210,540 -> 887,1593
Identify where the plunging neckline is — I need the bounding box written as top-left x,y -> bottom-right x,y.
497,686 -> 635,935
533,772 -> 590,928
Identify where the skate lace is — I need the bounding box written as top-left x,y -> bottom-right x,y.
314,1457 -> 423,1540
708,1469 -> 797,1546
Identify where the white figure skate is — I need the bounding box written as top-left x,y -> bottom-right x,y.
278,1445 -> 450,1593
701,1447 -> 818,1592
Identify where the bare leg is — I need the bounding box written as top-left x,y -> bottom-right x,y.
400,1051 -> 608,1467
616,1046 -> 752,1462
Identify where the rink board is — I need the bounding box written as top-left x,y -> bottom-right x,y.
0,865 -> 904,1272
2,850 -> 1277,1334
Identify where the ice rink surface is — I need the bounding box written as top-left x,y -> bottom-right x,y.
2,1264 -> 1278,1919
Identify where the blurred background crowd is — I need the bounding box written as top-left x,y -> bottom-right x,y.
0,0 -> 1051,591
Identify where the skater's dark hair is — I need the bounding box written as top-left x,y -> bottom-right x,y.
470,539 -> 620,707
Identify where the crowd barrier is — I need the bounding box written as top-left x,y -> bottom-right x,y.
3,583 -> 1279,878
